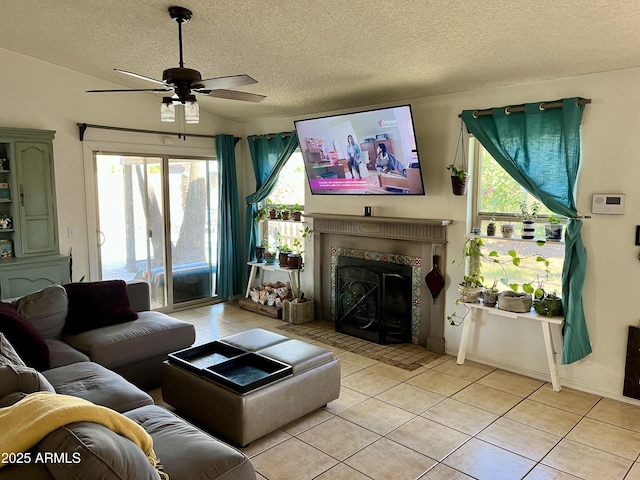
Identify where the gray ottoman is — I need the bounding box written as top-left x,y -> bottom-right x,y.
162,328 -> 341,446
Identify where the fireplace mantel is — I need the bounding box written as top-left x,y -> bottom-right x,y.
306,213 -> 453,354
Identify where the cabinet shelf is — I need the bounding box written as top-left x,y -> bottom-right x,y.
0,229 -> 14,232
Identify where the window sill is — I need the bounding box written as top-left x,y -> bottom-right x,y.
464,234 -> 564,246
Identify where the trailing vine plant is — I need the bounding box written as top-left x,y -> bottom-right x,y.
447,237 -> 551,325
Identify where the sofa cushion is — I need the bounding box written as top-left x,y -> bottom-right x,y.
0,302 -> 49,371
45,338 -> 90,369
36,422 -> 160,480
125,405 -> 256,480
13,285 -> 68,339
43,362 -> 153,413
63,280 -> 138,335
0,364 -> 55,399
63,311 -> 195,370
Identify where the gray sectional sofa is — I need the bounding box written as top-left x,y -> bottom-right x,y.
0,281 -> 256,479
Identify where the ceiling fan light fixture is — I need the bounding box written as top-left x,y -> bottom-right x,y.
185,95 -> 199,124
161,97 -> 176,122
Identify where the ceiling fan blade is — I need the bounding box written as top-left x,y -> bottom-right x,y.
192,74 -> 258,91
197,89 -> 266,103
86,88 -> 172,93
115,68 -> 166,86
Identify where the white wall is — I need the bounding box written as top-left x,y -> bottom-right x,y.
241,67 -> 640,404
4,44 -> 640,403
0,47 -> 244,282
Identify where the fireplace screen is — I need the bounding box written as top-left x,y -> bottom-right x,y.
335,258 -> 412,344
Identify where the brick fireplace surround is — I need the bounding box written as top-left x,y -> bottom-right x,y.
305,214 -> 452,354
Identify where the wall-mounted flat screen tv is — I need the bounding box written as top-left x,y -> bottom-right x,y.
294,105 -> 425,195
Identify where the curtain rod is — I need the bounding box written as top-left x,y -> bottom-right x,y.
251,132 -> 292,140
458,98 -> 592,118
77,123 -> 218,141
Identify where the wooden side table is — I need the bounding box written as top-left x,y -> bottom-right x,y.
456,303 -> 564,392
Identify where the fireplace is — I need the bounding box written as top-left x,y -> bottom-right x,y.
335,257 -> 412,344
306,213 -> 451,353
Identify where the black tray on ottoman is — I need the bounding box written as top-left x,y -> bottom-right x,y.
204,353 -> 292,394
168,341 -> 246,375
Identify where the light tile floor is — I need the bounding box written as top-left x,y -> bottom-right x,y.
152,301 -> 640,480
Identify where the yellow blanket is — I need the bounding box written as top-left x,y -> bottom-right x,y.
0,391 -> 167,478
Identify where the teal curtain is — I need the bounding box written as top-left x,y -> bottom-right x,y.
216,134 -> 243,298
462,98 -> 591,364
245,132 -> 299,262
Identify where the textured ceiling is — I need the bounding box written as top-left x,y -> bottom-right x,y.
1,0 -> 639,122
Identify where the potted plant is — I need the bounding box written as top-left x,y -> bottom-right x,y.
518,202 -> 541,239
448,237 -> 552,323
287,224 -> 310,269
283,225 -> 314,324
264,246 -> 277,264
533,291 -> 564,317
255,206 -> 269,223
482,279 -> 499,307
280,205 -> 291,221
447,164 -> 468,196
545,215 -> 563,242
486,216 -> 496,237
291,203 -> 303,221
267,199 -> 279,219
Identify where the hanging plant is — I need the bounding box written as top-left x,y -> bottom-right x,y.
447,119 -> 468,195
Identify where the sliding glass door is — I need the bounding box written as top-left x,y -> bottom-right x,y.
95,154 -> 218,309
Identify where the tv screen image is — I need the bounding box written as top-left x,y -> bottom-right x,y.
294,105 -> 425,195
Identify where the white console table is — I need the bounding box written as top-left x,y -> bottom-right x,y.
245,262 -> 301,298
456,303 -> 564,392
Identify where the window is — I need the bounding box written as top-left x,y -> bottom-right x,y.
472,141 -> 565,295
264,151 -> 306,253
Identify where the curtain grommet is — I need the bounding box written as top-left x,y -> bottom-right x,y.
539,104 -> 546,111
504,107 -> 511,115
472,111 -> 479,119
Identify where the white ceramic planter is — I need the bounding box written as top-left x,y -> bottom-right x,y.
458,285 -> 483,303
545,224 -> 563,242
500,224 -> 515,238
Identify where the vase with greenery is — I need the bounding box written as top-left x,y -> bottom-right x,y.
545,215 -> 563,242
519,202 -> 540,239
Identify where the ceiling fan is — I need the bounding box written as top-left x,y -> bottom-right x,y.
87,6 -> 265,122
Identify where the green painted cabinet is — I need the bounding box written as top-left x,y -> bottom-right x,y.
0,127 -> 69,299
14,140 -> 58,255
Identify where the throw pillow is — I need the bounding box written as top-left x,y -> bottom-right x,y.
0,364 -> 55,399
0,303 -> 50,371
63,280 -> 138,335
12,285 -> 68,339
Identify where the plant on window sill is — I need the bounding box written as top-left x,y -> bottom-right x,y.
447,237 -> 551,325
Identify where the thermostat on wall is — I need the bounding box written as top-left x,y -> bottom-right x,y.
592,194 -> 625,214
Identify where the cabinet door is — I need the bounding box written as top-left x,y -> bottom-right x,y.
0,258 -> 69,299
14,141 -> 58,255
